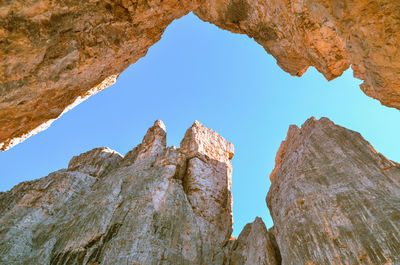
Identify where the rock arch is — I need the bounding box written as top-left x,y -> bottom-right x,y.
1,0 -> 399,150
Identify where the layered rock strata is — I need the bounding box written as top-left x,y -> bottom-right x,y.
0,120 -> 239,264
267,117 -> 400,264
1,0 -> 400,150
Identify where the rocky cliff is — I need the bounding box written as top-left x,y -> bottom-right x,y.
267,117 -> 400,264
1,0 -> 400,150
0,120 -> 279,265
1,118 -> 399,264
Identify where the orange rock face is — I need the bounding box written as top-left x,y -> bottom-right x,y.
1,0 -> 400,150
0,0 -> 195,150
196,0 -> 400,109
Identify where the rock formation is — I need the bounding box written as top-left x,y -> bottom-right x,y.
224,217 -> 279,265
1,0 -> 400,150
1,120 -> 275,264
0,0 -> 196,151
1,118 -> 400,264
180,121 -> 234,264
267,117 -> 400,264
195,0 -> 400,108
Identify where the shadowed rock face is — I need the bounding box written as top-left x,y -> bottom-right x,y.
225,217 -> 279,265
267,117 -> 400,265
1,0 -> 400,150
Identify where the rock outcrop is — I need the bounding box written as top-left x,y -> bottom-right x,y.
0,120 -> 245,264
195,0 -> 400,109
267,117 -> 400,264
225,217 -> 279,265
0,0 -> 196,151
180,121 -> 234,264
1,0 -> 400,150
2,117 -> 400,264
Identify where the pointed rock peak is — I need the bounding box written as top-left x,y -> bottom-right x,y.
142,120 -> 166,146
134,120 -> 167,164
270,117 -> 335,182
68,147 -> 123,178
180,120 -> 234,163
267,117 -> 400,265
241,217 -> 268,237
270,117 -> 338,182
153,119 -> 166,131
119,120 -> 166,167
269,116 -> 396,182
192,120 -> 202,127
238,217 -> 269,238
227,216 -> 279,265
300,116 -> 335,131
252,217 -> 266,227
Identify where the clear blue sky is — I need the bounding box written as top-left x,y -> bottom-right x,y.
1,13 -> 399,236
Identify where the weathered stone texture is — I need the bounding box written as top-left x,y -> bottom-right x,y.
267,117 -> 400,264
0,0 -> 196,151
225,217 -> 279,265
0,120 -> 238,264
195,0 -> 400,111
68,147 -> 123,178
1,0 -> 400,150
2,117 -> 400,264
180,121 -> 234,264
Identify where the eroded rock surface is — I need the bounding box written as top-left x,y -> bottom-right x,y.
195,0 -> 400,109
67,147 -> 123,178
2,117 -> 400,264
224,217 -> 279,265
0,0 -> 195,151
180,121 -> 235,264
1,0 -> 400,150
267,117 -> 400,264
0,120 -> 237,264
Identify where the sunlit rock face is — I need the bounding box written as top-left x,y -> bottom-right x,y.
0,0 -> 196,151
1,118 -> 399,264
267,117 -> 400,264
0,120 -> 239,264
180,121 -> 235,264
1,0 -> 400,150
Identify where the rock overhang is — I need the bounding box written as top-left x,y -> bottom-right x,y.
1,0 -> 400,150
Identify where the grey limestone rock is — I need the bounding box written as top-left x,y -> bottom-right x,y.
225,217 -> 279,265
0,120 -> 240,265
2,117 -> 399,265
267,117 -> 400,265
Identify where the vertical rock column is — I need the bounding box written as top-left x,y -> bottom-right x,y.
180,121 -> 235,264
267,117 -> 400,265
